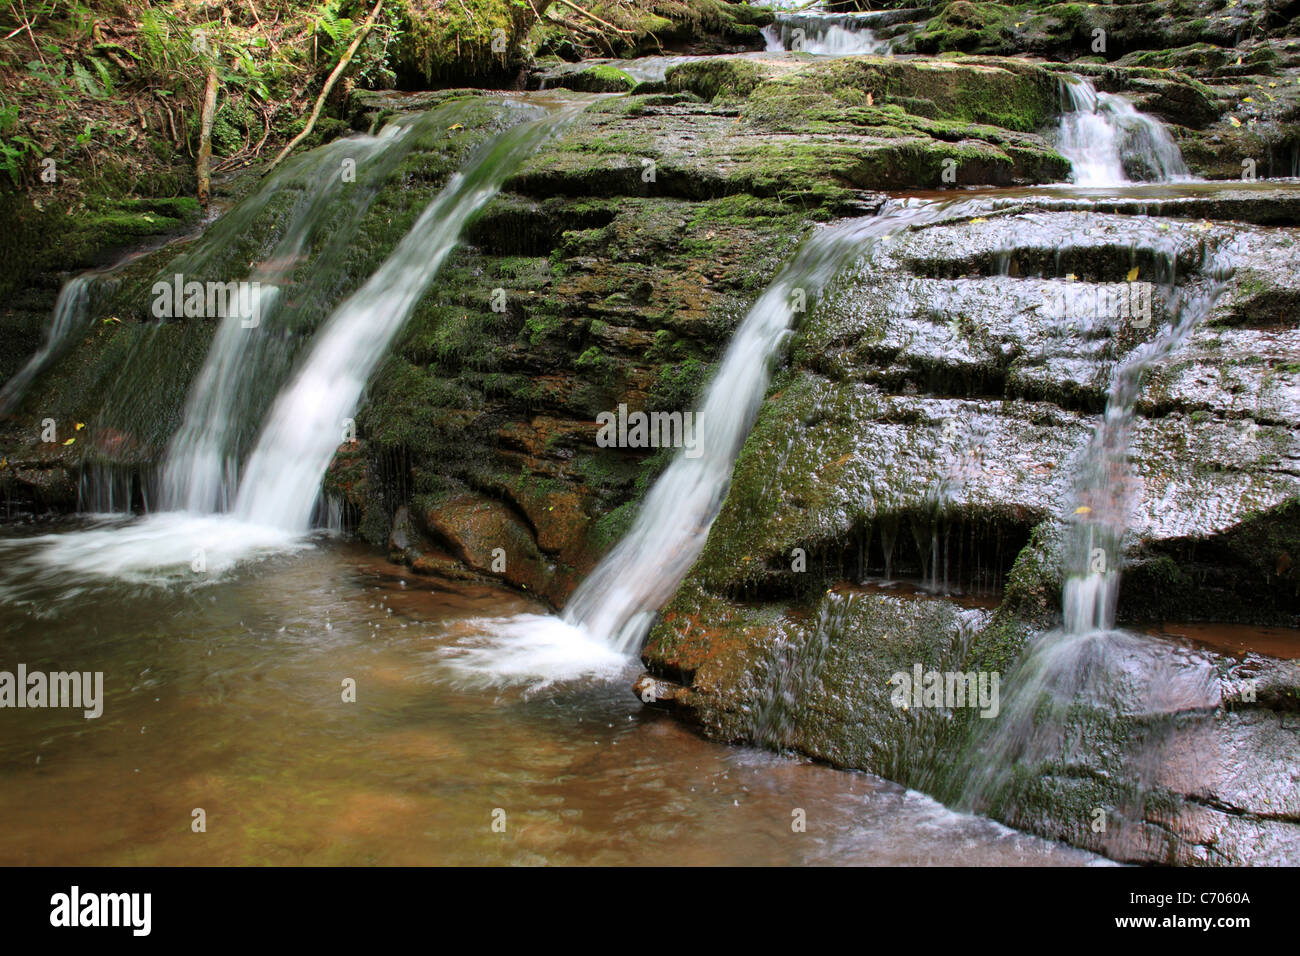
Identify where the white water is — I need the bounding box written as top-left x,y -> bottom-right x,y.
763,13 -> 888,55
0,275 -> 97,416
0,100 -> 575,591
1060,246 -> 1234,635
234,104 -> 576,532
954,243 -> 1240,809
1055,76 -> 1190,187
161,122 -> 418,514
443,199 -> 982,687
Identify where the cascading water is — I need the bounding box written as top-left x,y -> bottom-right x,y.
160,112 -> 454,514
1055,76 -> 1190,187
442,199 -> 986,686
949,239 -> 1239,812
0,275 -> 99,416
763,12 -> 889,56
233,101 -> 580,533
0,98 -> 579,588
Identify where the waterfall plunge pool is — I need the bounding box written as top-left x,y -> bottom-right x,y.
0,528 -> 1105,866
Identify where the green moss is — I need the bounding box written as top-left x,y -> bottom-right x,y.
647,356 -> 709,412
665,57 -> 766,102
392,0 -> 525,84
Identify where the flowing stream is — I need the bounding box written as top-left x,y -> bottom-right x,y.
0,69 -> 1270,865
0,536 -> 1102,865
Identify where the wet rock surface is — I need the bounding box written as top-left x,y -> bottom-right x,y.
640,185 -> 1300,864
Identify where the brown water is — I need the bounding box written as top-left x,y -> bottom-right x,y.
0,526 -> 1103,866
1145,621 -> 1300,660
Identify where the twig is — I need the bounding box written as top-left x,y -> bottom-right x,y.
246,0 -> 279,53
17,0 -> 46,65
454,0 -> 478,27
267,0 -> 384,173
252,103 -> 271,156
196,68 -> 218,206
551,0 -> 633,34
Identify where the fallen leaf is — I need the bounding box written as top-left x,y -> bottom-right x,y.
1126,266 -> 1139,282
62,438 -> 76,446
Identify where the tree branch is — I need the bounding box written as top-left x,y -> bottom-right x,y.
266,0 -> 385,174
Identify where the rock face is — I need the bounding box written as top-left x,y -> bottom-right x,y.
2,54 -> 1076,607
640,187 -> 1300,864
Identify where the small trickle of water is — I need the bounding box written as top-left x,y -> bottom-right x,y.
0,275 -> 99,416
950,240 -> 1240,813
1055,76 -> 1190,187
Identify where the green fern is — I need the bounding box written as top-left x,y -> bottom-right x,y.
70,61 -> 103,98
87,55 -> 114,96
312,2 -> 356,58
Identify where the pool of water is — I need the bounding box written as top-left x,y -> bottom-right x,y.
0,523 -> 1105,866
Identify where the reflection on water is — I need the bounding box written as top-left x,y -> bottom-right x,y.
0,529 -> 1103,865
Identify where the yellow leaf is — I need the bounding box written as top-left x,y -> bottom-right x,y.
75,422 -> 85,431
1229,116 -> 1242,127
1243,96 -> 1254,103
969,217 -> 987,224
1074,505 -> 1091,515
62,438 -> 76,446
448,123 -> 464,131
1126,266 -> 1139,282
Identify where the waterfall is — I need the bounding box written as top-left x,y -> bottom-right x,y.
233,101 -> 579,532
763,12 -> 888,55
949,241 -> 1240,811
1060,246 -> 1233,635
0,275 -> 99,416
1055,76 -> 1189,187
0,98 -> 577,587
442,198 -> 984,686
160,112 -> 455,514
